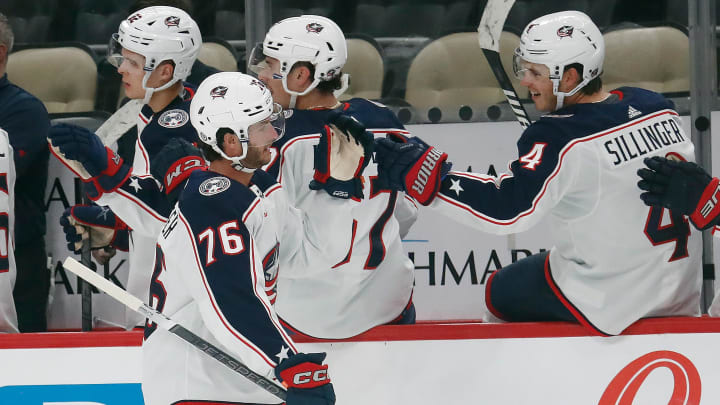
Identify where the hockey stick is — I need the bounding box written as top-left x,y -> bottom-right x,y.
79,229 -> 93,331
62,257 -> 287,401
477,0 -> 531,129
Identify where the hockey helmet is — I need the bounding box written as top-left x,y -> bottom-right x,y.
248,15 -> 349,103
513,10 -> 604,109
108,6 -> 202,103
190,72 -> 285,173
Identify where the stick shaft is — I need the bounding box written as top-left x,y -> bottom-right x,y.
62,257 -> 287,401
478,0 -> 531,129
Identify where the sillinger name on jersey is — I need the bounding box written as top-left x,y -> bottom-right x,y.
602,112 -> 686,168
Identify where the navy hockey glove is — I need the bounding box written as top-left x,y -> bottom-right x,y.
150,138 -> 206,206
275,352 -> 335,405
375,133 -> 451,205
49,123 -> 130,193
59,205 -> 129,255
309,111 -> 374,200
638,156 -> 720,230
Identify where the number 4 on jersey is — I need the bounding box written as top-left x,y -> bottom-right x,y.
519,142 -> 547,170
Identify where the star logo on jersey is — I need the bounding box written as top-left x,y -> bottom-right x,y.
449,179 -> 463,196
210,85 -> 228,99
276,346 -> 290,362
628,105 -> 642,119
164,16 -> 180,27
306,22 -> 324,33
557,25 -> 574,38
129,176 -> 142,192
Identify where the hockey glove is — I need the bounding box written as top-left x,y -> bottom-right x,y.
59,205 -> 129,255
150,138 -> 206,206
48,123 -> 130,194
309,112 -> 374,200
375,133 -> 451,206
275,352 -> 335,405
638,156 -> 720,230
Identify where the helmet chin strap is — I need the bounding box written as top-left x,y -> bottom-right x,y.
552,77 -> 590,111
141,71 -> 181,105
212,143 -> 257,173
333,73 -> 350,99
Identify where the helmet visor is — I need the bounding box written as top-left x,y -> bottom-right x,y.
248,102 -> 285,147
107,33 -> 147,71
247,44 -> 283,80
107,33 -> 125,68
512,53 -> 551,81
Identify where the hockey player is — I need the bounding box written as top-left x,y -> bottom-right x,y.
142,71 -> 345,404
374,11 -> 702,336
248,15 -> 418,339
0,128 -> 18,333
48,6 -> 202,327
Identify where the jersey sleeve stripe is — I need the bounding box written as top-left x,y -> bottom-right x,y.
242,198 -> 262,223
441,109 -> 680,226
369,129 -> 411,135
264,183 -> 282,197
278,134 -> 321,183
116,188 -> 167,223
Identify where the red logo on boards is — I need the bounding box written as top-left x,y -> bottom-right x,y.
598,350 -> 701,405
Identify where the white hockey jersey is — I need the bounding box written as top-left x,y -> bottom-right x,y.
95,90 -> 198,327
430,88 -> 702,335
265,98 -> 418,339
142,168 -> 351,404
0,128 -> 17,333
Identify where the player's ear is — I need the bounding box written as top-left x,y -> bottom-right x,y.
290,63 -> 312,86
560,66 -> 581,91
158,61 -> 175,82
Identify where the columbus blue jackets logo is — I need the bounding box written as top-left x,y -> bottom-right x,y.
306,22 -> 324,33
210,85 -> 228,99
199,177 -> 231,196
557,25 -> 574,38
165,16 -> 180,27
158,109 -> 189,128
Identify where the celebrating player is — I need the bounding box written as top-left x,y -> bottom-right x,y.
374,11 -> 702,336
48,6 -> 202,327
248,15 -> 418,339
142,71 -> 348,404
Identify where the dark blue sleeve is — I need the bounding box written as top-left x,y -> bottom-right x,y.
3,96 -> 50,177
434,122 -> 567,233
180,189 -> 297,364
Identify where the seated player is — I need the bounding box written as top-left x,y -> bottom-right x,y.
374,11 -> 702,336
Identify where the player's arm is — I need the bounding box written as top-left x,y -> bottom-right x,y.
48,124 -> 202,237
174,200 -> 333,403
638,156 -> 720,231
375,125 -> 569,234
